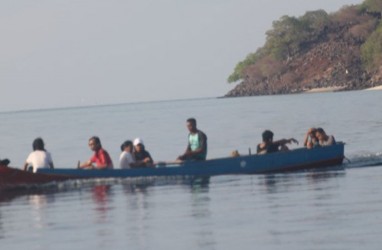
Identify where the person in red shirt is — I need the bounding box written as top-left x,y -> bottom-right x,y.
79,136 -> 113,169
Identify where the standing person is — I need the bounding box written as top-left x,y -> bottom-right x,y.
257,130 -> 298,154
79,136 -> 113,169
315,128 -> 336,146
24,138 -> 54,173
177,118 -> 207,161
119,140 -> 136,169
133,138 -> 154,167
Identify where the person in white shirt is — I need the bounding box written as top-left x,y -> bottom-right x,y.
119,140 -> 136,169
24,138 -> 54,173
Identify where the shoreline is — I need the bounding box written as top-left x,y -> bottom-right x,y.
304,86 -> 346,93
303,85 -> 382,93
365,85 -> 382,91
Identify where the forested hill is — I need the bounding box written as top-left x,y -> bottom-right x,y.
226,0 -> 382,97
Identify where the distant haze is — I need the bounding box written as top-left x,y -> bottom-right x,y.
0,0 -> 362,112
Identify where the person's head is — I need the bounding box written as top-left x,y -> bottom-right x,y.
262,130 -> 274,143
133,138 -> 145,153
186,118 -> 197,133
88,136 -> 101,151
33,137 -> 45,151
121,140 -> 133,152
315,128 -> 327,140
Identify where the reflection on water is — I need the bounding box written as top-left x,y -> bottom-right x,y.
92,185 -> 113,223
259,170 -> 346,194
28,194 -> 50,230
189,177 -> 216,249
1,168 -> 381,250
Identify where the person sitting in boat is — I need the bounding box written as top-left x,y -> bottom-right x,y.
177,118 -> 207,161
315,128 -> 336,146
119,140 -> 136,169
133,138 -> 154,167
303,127 -> 319,149
257,130 -> 298,154
23,137 -> 54,173
79,136 -> 113,169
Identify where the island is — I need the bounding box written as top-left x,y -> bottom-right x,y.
226,0 -> 382,97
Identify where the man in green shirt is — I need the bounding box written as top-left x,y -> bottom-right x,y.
177,118 -> 207,161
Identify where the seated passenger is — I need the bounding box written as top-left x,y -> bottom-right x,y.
257,130 -> 298,154
23,138 -> 54,173
119,140 -> 136,169
133,138 -> 154,167
177,118 -> 207,161
79,136 -> 113,169
303,128 -> 319,149
315,128 -> 336,146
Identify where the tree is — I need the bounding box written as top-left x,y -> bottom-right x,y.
300,10 -> 330,34
228,52 -> 259,83
265,15 -> 307,60
361,22 -> 382,70
361,0 -> 382,12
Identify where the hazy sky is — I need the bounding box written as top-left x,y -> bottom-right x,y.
0,0 -> 362,112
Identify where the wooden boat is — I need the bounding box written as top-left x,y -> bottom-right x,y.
0,165 -> 71,191
1,143 -> 344,190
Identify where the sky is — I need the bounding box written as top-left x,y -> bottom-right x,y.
0,0 -> 363,112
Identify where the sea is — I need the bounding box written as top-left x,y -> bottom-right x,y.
0,90 -> 382,250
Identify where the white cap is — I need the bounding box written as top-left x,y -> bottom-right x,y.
133,138 -> 144,146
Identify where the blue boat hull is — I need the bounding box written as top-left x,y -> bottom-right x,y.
37,143 -> 345,178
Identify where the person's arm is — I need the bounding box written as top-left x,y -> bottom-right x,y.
24,153 -> 32,171
23,162 -> 29,171
177,135 -> 192,160
133,151 -> 153,167
303,133 -> 310,147
257,143 -> 267,154
79,160 -> 93,169
274,138 -> 299,146
47,151 -> 54,169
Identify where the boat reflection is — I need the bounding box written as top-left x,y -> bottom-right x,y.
189,177 -> 216,249
91,184 -> 114,223
259,169 -> 346,194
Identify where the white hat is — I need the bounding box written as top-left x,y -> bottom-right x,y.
133,138 -> 144,146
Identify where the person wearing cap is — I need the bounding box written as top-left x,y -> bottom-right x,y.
79,136 -> 113,169
133,138 -> 154,167
177,118 -> 207,161
119,140 -> 136,169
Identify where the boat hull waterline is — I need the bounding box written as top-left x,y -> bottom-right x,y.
1,143 -> 344,189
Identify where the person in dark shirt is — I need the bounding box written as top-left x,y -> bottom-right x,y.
177,118 -> 207,161
133,138 -> 154,167
257,130 -> 298,154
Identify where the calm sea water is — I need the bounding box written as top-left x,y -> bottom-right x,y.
1,90 -> 382,250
